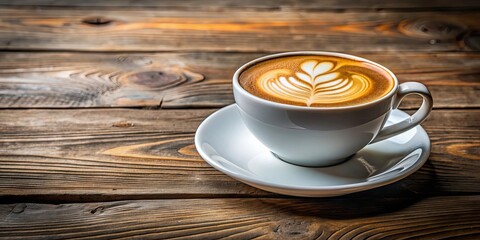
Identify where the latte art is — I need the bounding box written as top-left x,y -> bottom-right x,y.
259,60 -> 371,107
239,55 -> 395,107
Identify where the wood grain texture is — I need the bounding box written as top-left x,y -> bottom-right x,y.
0,1 -> 478,238
0,108 -> 478,201
0,9 -> 479,52
1,196 -> 480,239
1,0 -> 480,10
0,52 -> 479,108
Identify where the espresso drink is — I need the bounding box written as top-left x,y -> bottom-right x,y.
239,55 -> 395,107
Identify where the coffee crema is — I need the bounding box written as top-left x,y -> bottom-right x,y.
239,55 -> 395,107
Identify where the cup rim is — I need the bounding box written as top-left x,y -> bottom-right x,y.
233,51 -> 399,111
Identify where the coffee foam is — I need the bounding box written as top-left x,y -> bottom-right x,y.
239,55 -> 395,107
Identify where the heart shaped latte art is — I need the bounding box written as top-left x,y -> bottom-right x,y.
258,60 -> 372,106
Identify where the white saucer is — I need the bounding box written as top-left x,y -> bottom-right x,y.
195,104 -> 430,197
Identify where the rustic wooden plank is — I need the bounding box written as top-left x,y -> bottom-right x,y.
0,52 -> 479,109
0,109 -> 478,201
1,0 -> 480,10
0,9 -> 478,52
1,196 -> 479,239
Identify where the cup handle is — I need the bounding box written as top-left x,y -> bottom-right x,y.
370,82 -> 433,144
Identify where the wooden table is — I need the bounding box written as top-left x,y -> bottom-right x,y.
0,1 -> 479,239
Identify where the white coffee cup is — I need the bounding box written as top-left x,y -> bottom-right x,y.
233,51 -> 433,167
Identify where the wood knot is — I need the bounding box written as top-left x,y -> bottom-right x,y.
272,219 -> 313,238
399,19 -> 465,40
82,17 -> 113,26
112,121 -> 134,128
462,31 -> 480,50
90,206 -> 105,214
127,69 -> 204,90
446,142 -> 480,160
102,135 -> 203,162
11,203 -> 27,214
178,144 -> 198,156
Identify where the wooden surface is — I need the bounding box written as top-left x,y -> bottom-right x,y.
0,1 -> 479,239
0,9 -> 479,52
0,109 -> 479,202
0,52 -> 479,108
1,196 -> 480,239
2,0 -> 480,9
